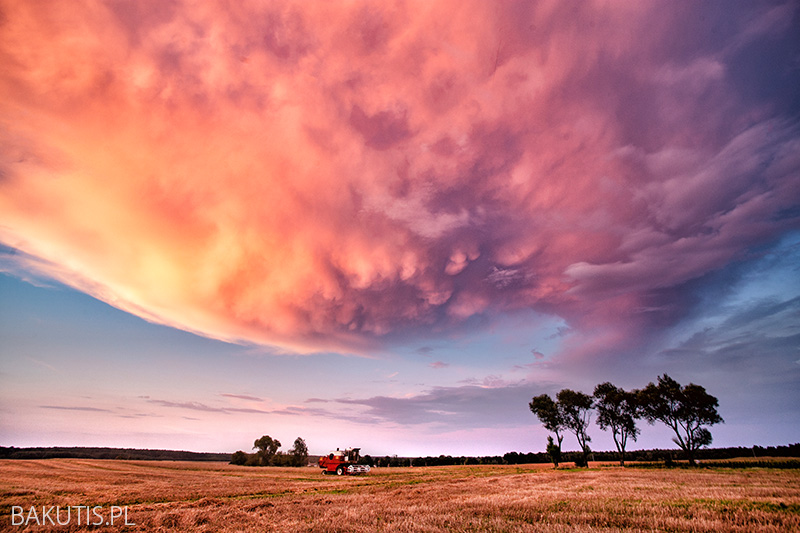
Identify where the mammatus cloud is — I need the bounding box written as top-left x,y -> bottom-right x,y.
1,1 -> 798,355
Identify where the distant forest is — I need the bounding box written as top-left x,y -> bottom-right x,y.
0,446 -> 230,461
1,444 -> 798,464
429,443 -> 800,467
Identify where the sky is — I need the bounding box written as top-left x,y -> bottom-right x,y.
1,0 -> 799,458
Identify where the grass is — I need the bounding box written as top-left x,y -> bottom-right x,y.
1,459 -> 798,531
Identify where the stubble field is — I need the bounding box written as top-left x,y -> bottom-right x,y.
1,459 -> 798,532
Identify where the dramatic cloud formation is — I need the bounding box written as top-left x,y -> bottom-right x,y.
1,0 -> 799,359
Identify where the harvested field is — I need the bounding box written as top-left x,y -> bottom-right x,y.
1,459 -> 798,532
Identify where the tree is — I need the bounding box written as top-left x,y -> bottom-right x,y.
593,382 -> 640,466
638,374 -> 723,465
289,437 -> 308,467
230,450 -> 248,466
557,389 -> 593,467
529,394 -> 566,455
530,390 -> 593,467
253,435 -> 281,466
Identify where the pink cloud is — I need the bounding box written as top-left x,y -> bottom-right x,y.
1,1 -> 797,355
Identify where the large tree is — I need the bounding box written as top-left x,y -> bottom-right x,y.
638,374 -> 723,465
530,390 -> 593,467
529,394 -> 566,466
593,382 -> 640,466
557,389 -> 593,467
253,435 -> 281,466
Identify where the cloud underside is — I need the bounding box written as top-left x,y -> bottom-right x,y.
1,1 -> 799,354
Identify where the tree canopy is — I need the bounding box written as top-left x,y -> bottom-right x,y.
253,435 -> 281,466
638,374 -> 723,465
557,389 -> 593,467
529,394 -> 566,449
530,375 -> 723,467
289,437 -> 309,467
593,382 -> 640,466
530,390 -> 593,467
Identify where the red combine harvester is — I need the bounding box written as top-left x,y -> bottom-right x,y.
318,447 -> 370,475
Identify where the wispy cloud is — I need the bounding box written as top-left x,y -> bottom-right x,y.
40,405 -> 112,413
220,393 -> 264,402
332,381 -> 548,428
26,356 -> 58,373
147,400 -> 229,413
116,412 -> 162,419
145,396 -> 343,419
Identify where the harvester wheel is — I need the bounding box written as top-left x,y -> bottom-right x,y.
336,465 -> 345,476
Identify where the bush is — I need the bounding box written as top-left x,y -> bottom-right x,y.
546,436 -> 561,467
271,452 -> 294,466
230,451 -> 248,465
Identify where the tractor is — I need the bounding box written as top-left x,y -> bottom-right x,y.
318,447 -> 370,475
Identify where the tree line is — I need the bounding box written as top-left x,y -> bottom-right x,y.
0,447 -> 230,461
230,436 -> 309,467
307,444 -> 799,468
530,374 -> 723,467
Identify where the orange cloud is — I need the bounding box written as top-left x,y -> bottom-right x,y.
1,1 -> 798,354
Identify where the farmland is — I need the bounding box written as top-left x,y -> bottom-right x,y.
1,459 -> 798,532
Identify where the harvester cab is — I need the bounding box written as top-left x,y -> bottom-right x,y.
318,447 -> 370,475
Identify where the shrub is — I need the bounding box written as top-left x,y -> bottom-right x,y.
230,450 -> 248,465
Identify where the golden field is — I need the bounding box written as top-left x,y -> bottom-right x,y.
1,459 -> 798,532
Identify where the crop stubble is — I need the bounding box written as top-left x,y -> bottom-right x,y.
1,460 -> 798,532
